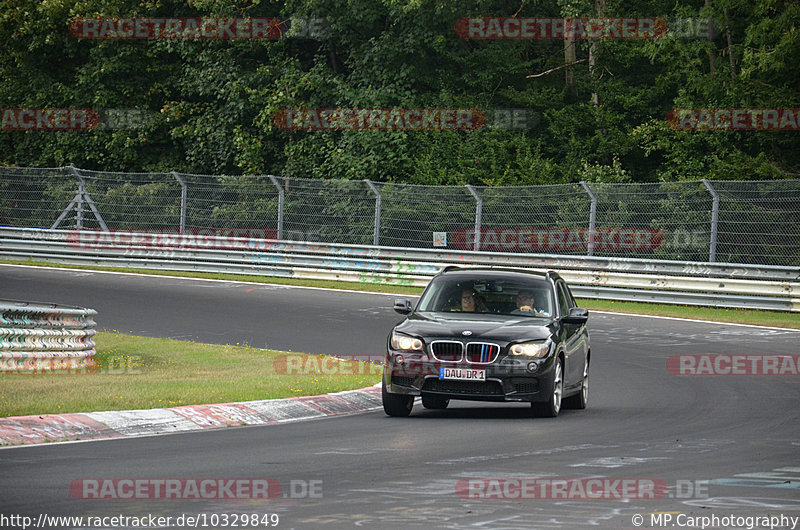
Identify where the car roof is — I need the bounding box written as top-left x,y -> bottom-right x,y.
436,266 -> 560,282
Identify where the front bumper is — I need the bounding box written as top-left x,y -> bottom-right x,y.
382,352 -> 557,403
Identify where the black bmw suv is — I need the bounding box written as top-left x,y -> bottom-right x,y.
382,267 -> 590,417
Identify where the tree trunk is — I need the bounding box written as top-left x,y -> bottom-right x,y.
724,8 -> 736,80
564,32 -> 577,97
589,0 -> 606,107
589,42 -> 598,106
706,0 -> 717,76
328,40 -> 339,74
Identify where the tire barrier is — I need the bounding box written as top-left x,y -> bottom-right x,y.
0,299 -> 97,372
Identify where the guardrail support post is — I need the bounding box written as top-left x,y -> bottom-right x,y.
465,185 -> 482,251
268,175 -> 284,240
364,180 -> 381,246
702,179 -> 719,262
580,181 -> 598,256
171,172 -> 187,234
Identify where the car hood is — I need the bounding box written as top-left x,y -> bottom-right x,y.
394,311 -> 554,342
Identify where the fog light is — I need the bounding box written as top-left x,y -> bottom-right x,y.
395,355 -> 404,365
527,361 -> 539,373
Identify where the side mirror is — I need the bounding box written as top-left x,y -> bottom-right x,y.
563,307 -> 589,324
393,298 -> 413,315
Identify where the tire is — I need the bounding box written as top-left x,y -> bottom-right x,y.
563,357 -> 588,410
421,394 -> 450,409
382,381 -> 414,417
532,358 -> 563,418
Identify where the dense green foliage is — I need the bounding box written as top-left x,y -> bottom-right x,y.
0,0 -> 797,184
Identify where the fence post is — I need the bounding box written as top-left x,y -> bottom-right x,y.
171,172 -> 187,234
580,181 -> 598,256
465,185 -> 482,251
364,180 -> 381,246
702,179 -> 719,262
268,175 -> 284,240
75,170 -> 85,229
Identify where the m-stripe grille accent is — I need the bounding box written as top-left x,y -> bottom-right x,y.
466,343 -> 499,364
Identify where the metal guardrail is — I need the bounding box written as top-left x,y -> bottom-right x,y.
0,298 -> 97,372
1,227 -> 799,312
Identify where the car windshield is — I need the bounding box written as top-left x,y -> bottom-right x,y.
417,275 -> 554,317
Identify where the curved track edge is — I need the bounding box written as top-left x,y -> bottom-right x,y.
0,384 -> 381,448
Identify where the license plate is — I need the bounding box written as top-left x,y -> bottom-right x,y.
439,367 -> 486,381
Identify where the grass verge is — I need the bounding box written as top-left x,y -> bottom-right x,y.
2,258 -> 798,329
0,332 -> 381,418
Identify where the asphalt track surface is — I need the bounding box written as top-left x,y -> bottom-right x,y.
1,265 -> 799,530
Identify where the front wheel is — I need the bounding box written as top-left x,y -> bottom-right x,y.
382,382 -> 414,417
421,394 -> 449,409
532,359 -> 563,418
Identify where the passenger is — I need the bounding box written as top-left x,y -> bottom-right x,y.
461,289 -> 488,313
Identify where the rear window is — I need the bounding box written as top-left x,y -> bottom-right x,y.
417,275 -> 554,317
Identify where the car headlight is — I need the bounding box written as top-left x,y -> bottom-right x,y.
510,340 -> 550,358
391,332 -> 423,352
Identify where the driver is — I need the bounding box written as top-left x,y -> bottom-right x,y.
511,289 -> 548,317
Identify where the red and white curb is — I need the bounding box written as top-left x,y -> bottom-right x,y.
0,385 -> 382,446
